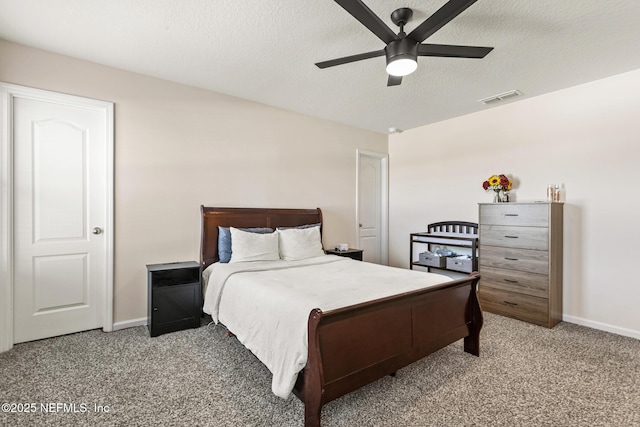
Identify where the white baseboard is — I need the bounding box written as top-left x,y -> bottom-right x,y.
111,317 -> 147,331
563,314 -> 640,340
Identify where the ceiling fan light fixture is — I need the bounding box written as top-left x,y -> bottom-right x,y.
386,58 -> 417,77
385,38 -> 418,77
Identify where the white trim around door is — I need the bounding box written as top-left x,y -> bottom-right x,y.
356,149 -> 389,265
0,83 -> 114,352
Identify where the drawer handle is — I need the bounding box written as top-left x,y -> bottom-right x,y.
504,214 -> 519,217
503,301 -> 518,306
504,257 -> 519,261
504,235 -> 519,239
504,279 -> 519,283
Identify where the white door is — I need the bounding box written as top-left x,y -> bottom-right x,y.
9,89 -> 112,344
356,150 -> 388,264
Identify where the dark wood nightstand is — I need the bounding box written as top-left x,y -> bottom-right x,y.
325,248 -> 363,261
147,261 -> 202,337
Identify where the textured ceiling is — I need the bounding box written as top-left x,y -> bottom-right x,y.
1,0 -> 639,134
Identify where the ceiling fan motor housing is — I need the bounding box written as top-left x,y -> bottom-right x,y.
385,38 -> 419,75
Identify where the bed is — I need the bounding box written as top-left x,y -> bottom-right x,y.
200,206 -> 482,427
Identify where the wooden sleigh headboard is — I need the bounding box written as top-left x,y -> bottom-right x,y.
200,206 -> 323,269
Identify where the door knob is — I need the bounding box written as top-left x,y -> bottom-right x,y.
359,223 -> 363,227
92,227 -> 103,235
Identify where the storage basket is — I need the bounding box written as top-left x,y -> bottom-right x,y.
446,256 -> 473,273
418,251 -> 446,268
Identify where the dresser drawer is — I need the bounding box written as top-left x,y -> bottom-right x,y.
479,245 -> 549,274
479,265 -> 548,298
480,225 -> 548,250
480,203 -> 549,227
478,286 -> 549,327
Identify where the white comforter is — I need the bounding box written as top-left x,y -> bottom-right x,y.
202,255 -> 452,399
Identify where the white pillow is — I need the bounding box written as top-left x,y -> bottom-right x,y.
278,226 -> 325,261
229,227 -> 280,263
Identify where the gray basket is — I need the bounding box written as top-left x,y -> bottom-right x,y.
446,256 -> 473,273
418,251 -> 446,268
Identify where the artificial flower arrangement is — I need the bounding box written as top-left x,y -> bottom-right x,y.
482,174 -> 512,202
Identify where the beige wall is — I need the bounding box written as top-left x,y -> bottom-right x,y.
4,37 -> 638,339
389,68 -> 640,338
0,40 -> 387,325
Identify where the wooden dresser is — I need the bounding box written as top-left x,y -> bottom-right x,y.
478,202 -> 563,328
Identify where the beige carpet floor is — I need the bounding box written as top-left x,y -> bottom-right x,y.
1,312 -> 638,426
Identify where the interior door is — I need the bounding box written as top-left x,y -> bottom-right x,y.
357,151 -> 388,264
12,94 -> 110,343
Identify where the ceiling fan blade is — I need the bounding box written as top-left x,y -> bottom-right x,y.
315,49 -> 385,69
418,44 -> 493,58
334,0 -> 398,44
387,75 -> 402,86
408,0 -> 477,43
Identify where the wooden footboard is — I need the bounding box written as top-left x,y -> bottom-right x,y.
293,272 -> 482,427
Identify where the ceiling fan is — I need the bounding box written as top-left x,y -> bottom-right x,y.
315,0 -> 493,86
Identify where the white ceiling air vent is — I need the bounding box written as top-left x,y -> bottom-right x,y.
478,90 -> 522,105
